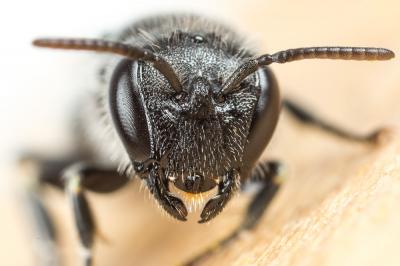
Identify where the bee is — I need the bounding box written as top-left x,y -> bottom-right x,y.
25,14 -> 394,266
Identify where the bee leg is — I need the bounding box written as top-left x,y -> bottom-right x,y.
19,154 -> 129,266
62,162 -> 129,266
283,98 -> 385,143
239,161 -> 283,231
18,154 -> 78,266
25,190 -> 60,266
184,161 -> 283,266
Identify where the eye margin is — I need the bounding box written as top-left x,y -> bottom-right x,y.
109,59 -> 154,163
240,67 -> 281,179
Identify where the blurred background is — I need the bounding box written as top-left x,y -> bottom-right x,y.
0,0 -> 399,265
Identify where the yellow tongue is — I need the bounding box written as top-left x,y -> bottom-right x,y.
170,184 -> 217,212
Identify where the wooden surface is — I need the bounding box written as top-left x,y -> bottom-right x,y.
2,0 -> 400,265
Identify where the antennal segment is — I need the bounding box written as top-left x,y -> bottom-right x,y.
33,38 -> 182,92
221,46 -> 395,95
268,47 -> 394,63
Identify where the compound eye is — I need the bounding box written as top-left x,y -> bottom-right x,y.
241,68 -> 280,178
109,59 -> 153,162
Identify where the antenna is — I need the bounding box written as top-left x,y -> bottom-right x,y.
221,46 -> 395,95
33,38 -> 182,92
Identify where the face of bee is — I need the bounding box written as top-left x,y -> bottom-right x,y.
108,31 -> 262,220
136,40 -> 259,195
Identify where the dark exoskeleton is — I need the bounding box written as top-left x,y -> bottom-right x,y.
23,15 -> 394,266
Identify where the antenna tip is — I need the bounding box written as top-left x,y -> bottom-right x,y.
386,49 -> 396,59
376,48 -> 396,60
32,38 -> 50,47
32,39 -> 40,46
